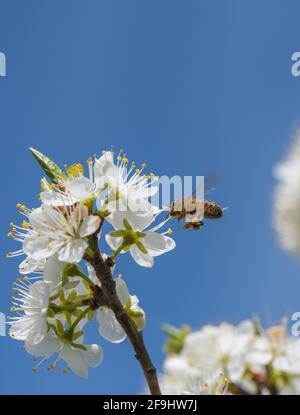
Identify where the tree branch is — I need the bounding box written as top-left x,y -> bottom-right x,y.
85,234 -> 161,395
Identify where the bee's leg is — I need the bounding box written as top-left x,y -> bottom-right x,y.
192,221 -> 204,230
183,222 -> 193,229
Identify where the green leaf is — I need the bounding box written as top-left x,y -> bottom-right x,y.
29,147 -> 65,184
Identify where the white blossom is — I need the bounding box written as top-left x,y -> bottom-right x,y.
9,280 -> 50,346
106,211 -> 175,267
8,203 -> 100,264
160,319 -> 300,395
25,332 -> 103,379
87,265 -> 146,343
273,130 -> 300,258
94,150 -> 158,213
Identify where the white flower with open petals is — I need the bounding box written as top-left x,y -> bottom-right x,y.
94,150 -> 158,213
25,332 -> 103,379
9,280 -> 50,346
87,264 -> 146,342
182,321 -> 254,383
41,161 -> 103,207
106,211 -> 176,267
10,203 -> 100,264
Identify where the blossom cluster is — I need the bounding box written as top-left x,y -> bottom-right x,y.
273,130 -> 300,258
160,319 -> 300,395
7,148 -> 176,378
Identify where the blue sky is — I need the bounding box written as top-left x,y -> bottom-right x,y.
1,0 -> 300,394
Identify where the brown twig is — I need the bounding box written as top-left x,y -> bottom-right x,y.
84,234 -> 161,395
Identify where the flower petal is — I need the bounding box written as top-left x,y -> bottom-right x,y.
94,151 -> 123,190
105,234 -> 123,251
130,245 -> 154,267
58,239 -> 88,263
10,314 -> 47,344
25,332 -> 61,357
97,308 -> 126,343
23,234 -> 55,260
142,232 -> 176,256
86,344 -> 103,368
43,255 -> 66,290
19,257 -> 44,274
115,276 -> 130,305
79,215 -> 101,238
106,210 -> 154,231
40,191 -> 73,207
60,346 -> 88,379
67,177 -> 95,200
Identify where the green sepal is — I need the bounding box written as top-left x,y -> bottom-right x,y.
66,290 -> 77,303
47,307 -> 55,318
110,230 -> 126,238
55,319 -> 65,336
40,177 -> 52,192
72,308 -> 83,317
123,218 -> 133,230
63,263 -> 83,279
63,280 -> 80,290
95,209 -> 110,218
122,243 -> 132,252
127,309 -> 144,318
162,324 -> 191,355
72,330 -> 84,341
88,309 -> 96,321
136,231 -> 146,238
70,342 -> 87,351
58,289 -> 65,304
135,239 -> 148,254
29,147 -> 66,184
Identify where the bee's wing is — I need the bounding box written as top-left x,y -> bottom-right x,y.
192,171 -> 218,198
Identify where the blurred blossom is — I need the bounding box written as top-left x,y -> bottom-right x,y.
160,319 -> 300,395
274,131 -> 300,258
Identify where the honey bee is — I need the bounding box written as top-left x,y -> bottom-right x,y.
169,197 -> 223,230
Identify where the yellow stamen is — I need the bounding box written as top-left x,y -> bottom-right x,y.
67,163 -> 84,178
21,221 -> 30,229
